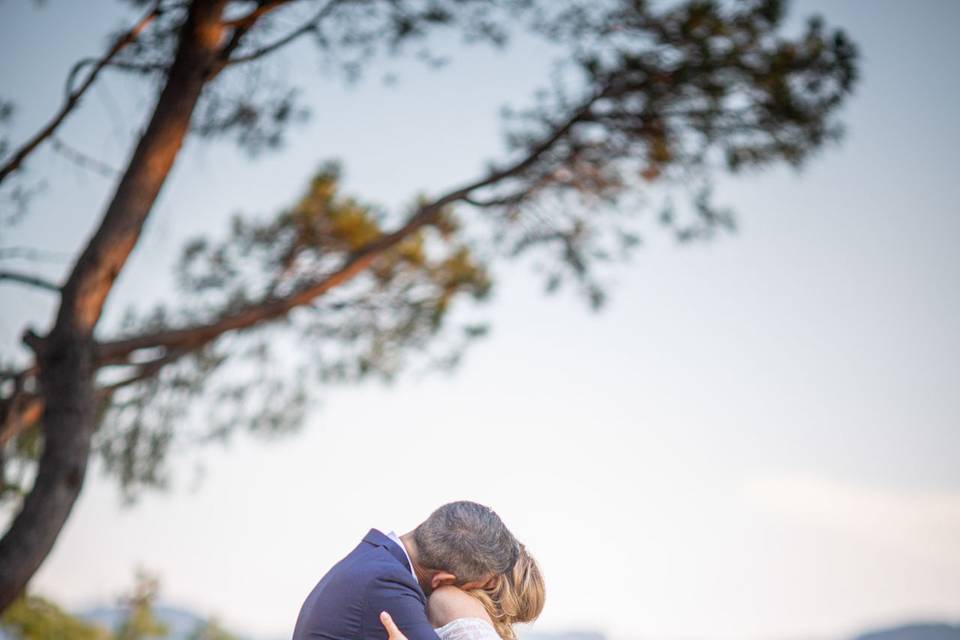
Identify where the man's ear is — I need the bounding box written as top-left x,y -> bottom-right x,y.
430,571 -> 456,590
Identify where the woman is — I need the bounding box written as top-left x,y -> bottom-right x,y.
381,544 -> 545,640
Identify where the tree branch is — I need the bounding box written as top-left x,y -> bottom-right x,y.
222,0 -> 293,29
0,347 -> 189,448
0,247 -> 69,262
0,271 -> 60,293
0,2 -> 162,186
211,0 -> 295,75
0,395 -> 42,451
66,57 -> 168,83
50,137 -> 119,178
96,90 -> 603,364
222,0 -> 342,66
0,368 -> 42,450
97,348 -> 189,396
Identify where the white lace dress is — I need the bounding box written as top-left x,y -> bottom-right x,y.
435,618 -> 501,640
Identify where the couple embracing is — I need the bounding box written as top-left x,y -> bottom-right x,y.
293,501 -> 544,640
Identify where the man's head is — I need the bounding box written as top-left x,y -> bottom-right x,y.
404,501 -> 518,595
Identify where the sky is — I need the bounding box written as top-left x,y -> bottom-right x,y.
1,1 -> 959,639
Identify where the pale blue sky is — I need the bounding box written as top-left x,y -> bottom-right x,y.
1,1 -> 958,639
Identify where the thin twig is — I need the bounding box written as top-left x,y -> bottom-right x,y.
223,0 -> 341,66
0,2 -> 162,185
0,246 -> 70,262
222,0 -> 292,28
50,137 -> 119,178
0,270 -> 59,292
97,348 -> 188,395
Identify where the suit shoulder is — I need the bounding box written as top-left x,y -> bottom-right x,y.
369,558 -> 422,591
336,543 -> 420,587
363,554 -> 423,598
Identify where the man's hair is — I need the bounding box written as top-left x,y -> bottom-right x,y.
413,501 -> 519,585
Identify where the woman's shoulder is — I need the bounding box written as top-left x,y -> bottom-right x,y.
427,586 -> 493,628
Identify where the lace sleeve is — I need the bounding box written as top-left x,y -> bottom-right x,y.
435,618 -> 501,640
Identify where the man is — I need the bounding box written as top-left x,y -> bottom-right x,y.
293,501 -> 519,640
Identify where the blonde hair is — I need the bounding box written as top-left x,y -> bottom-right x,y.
469,544 -> 545,640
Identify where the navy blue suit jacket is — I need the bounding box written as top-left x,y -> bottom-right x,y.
293,529 -> 441,640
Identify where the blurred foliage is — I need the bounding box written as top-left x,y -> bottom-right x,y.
0,0 -> 858,506
107,0 -> 542,154
0,571 -> 173,639
187,619 -> 238,640
114,571 -> 168,640
0,595 -> 110,640
0,570 -> 241,639
88,161 -> 492,501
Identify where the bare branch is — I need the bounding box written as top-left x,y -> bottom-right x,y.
222,0 -> 293,29
212,0 -> 296,76
97,348 -> 189,395
463,193 -> 525,208
102,59 -> 171,74
0,2 -> 162,186
50,137 -> 119,178
223,0 -> 342,66
0,247 -> 70,262
0,270 -> 59,293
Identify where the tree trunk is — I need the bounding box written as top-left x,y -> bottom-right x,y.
0,0 -> 227,610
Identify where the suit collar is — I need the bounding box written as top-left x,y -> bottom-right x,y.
363,528 -> 413,575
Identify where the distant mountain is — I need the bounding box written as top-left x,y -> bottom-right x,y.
852,623 -> 960,640
520,631 -> 605,640
70,608 -> 607,640
13,608 -> 948,640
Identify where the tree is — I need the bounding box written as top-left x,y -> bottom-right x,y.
0,570 -> 236,639
0,0 -> 858,610
114,572 -> 169,640
0,595 -> 110,640
187,619 -> 238,640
